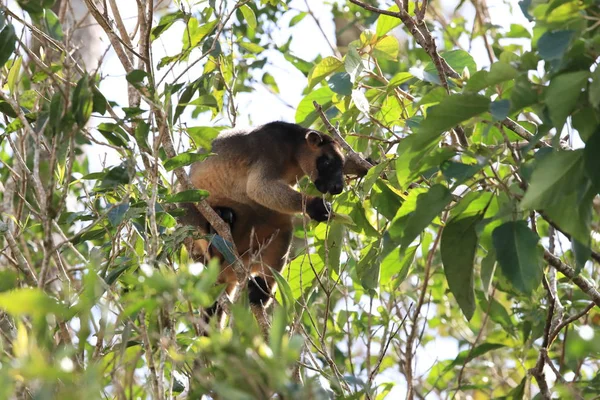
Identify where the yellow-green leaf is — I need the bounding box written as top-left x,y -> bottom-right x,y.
308,56 -> 343,88
240,4 -> 257,30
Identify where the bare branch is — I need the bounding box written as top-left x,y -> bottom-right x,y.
544,251 -> 600,309
313,101 -> 374,172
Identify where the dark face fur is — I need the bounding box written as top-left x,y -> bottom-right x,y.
302,130 -> 346,195
313,146 -> 345,195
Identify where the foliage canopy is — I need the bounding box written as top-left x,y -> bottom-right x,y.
0,0 -> 600,398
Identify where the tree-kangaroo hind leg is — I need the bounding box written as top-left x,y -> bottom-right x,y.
246,225 -> 293,334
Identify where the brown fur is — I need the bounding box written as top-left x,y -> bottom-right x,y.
180,121 -> 367,321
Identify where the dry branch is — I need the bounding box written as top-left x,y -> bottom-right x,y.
544,251 -> 600,309
313,101 -> 374,172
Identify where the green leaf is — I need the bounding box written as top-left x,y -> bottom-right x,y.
572,238 -> 590,276
208,234 -> 236,265
325,222 -> 344,274
282,254 -> 324,300
239,41 -> 265,53
16,0 -> 54,15
510,76 -> 539,113
104,263 -> 131,286
308,56 -> 343,88
295,86 -> 333,127
505,24 -> 531,38
584,129 -> 600,190
548,187 -> 594,246
344,47 -> 364,82
239,5 -> 257,30
537,30 -> 574,61
508,377 -> 526,400
284,53 -> 312,75
489,99 -> 510,121
0,24 -> 17,68
545,71 -> 588,130
135,121 -> 150,152
270,268 -> 294,317
7,56 -> 21,93
151,10 -> 185,41
97,123 -> 129,147
0,100 -> 16,118
590,67 -> 600,109
163,151 -> 212,171
464,62 -> 519,92
289,12 -> 307,27
0,288 -> 65,318
187,126 -> 222,150
492,221 -> 543,294
547,1 -> 582,23
388,71 -> 413,87
329,72 -> 352,96
174,79 -> 200,122
370,179 -> 403,220
164,189 -> 210,203
107,203 -> 130,227
189,94 -> 218,108
419,94 -> 490,141
388,184 -> 452,250
98,165 -> 130,189
424,50 -> 476,84
448,342 -> 506,368
48,92 -> 65,135
92,87 -> 107,115
72,76 -> 93,125
521,150 -> 593,244
372,35 -> 399,61
441,160 -> 485,186
356,241 -> 381,292
480,250 -> 496,296
396,141 -> 455,188
183,18 -> 217,49
476,290 -> 515,331
380,244 -> 416,285
262,72 -> 279,93
520,150 -> 583,210
43,9 -> 63,40
126,69 -> 148,84
376,5 -> 401,37
441,212 -> 484,321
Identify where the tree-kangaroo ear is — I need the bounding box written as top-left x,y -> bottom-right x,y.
305,130 -> 323,149
343,157 -> 371,177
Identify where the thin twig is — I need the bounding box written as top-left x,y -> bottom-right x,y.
544,251 -> 600,308
313,101 -> 373,172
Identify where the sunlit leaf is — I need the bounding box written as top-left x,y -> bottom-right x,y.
240,5 -> 257,30
164,189 -> 210,203
375,5 -> 401,37
464,62 -> 518,92
295,86 -> 333,127
164,151 -> 213,171
309,56 -> 343,88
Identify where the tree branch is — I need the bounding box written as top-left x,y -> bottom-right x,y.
544,250 -> 600,308
313,101 -> 373,172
